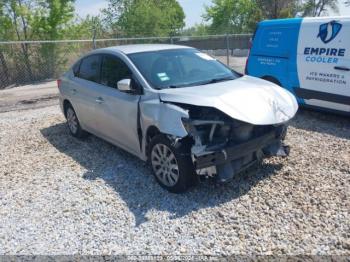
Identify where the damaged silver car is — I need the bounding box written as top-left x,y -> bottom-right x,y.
58,44 -> 298,193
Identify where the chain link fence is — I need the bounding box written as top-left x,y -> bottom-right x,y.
0,34 -> 252,89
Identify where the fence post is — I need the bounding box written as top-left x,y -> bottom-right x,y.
92,28 -> 97,49
225,33 -> 230,67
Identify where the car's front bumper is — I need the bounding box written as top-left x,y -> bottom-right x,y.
193,130 -> 281,170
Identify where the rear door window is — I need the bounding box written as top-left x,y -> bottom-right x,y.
100,55 -> 132,89
78,55 -> 101,83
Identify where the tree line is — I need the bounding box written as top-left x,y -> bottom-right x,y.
1,0 -> 347,43
0,0 -> 348,88
187,0 -> 345,35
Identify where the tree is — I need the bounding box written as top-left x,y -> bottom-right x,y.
0,1 -> 13,87
30,0 -> 75,78
301,0 -> 339,16
345,0 -> 349,5
0,0 -> 76,85
181,23 -> 209,36
103,0 -> 185,37
256,0 -> 300,19
1,0 -> 38,81
203,0 -> 263,34
65,15 -> 108,40
31,0 -> 75,40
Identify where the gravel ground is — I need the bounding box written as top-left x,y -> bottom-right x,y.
0,105 -> 349,256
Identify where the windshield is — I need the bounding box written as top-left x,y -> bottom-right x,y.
128,48 -> 240,89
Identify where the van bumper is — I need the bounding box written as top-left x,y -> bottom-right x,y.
295,88 -> 350,106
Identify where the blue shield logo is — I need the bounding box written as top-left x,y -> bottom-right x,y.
318,20 -> 342,44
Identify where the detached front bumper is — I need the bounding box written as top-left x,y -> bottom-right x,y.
193,129 -> 285,170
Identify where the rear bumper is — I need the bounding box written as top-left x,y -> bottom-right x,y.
194,130 -> 279,169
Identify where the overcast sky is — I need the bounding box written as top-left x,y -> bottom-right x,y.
75,0 -> 350,28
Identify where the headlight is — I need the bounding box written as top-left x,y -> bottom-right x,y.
181,118 -> 193,133
218,124 -> 231,137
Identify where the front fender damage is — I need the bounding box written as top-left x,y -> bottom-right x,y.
140,99 -> 290,183
139,99 -> 190,158
140,99 -> 189,137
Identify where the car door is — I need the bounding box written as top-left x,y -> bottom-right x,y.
69,54 -> 102,132
94,54 -> 142,155
297,18 -> 350,113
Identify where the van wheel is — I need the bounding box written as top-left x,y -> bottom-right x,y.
149,135 -> 196,193
262,76 -> 281,86
65,105 -> 87,138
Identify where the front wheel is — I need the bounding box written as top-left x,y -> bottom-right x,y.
149,135 -> 196,193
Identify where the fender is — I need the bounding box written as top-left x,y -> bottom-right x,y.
139,98 -> 190,159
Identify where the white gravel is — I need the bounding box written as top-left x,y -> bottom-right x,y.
0,105 -> 349,255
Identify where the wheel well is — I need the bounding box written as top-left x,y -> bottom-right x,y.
262,76 -> 282,86
145,126 -> 160,155
63,100 -> 72,117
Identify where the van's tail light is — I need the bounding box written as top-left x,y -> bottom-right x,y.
57,79 -> 62,88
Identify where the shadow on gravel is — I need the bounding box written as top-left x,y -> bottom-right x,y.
41,123 -> 283,226
290,108 -> 350,140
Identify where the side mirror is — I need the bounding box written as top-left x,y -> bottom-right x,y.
117,79 -> 132,92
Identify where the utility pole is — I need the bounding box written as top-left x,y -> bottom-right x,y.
92,17 -> 98,49
226,33 -> 230,67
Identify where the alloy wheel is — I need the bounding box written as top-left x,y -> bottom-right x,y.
67,108 -> 78,134
151,144 -> 180,187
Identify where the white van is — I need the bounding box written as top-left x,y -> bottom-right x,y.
246,17 -> 350,115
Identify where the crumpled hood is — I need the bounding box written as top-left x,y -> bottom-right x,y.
158,75 -> 298,125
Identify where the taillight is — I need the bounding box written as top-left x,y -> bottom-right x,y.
57,79 -> 62,88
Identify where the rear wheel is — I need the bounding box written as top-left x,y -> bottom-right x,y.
65,105 -> 87,138
149,135 -> 196,193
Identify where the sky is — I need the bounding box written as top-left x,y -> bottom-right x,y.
75,0 -> 350,28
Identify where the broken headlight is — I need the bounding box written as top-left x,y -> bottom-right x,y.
182,118 -> 230,144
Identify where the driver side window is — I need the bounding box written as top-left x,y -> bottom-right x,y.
100,55 -> 132,89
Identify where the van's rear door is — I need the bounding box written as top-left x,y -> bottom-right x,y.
296,17 -> 350,113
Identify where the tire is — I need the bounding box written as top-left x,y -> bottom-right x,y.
65,104 -> 87,139
148,134 -> 196,193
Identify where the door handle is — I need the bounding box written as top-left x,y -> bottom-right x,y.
334,66 -> 350,71
71,88 -> 77,94
95,97 -> 104,104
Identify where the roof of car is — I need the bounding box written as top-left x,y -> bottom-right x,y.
101,44 -> 193,54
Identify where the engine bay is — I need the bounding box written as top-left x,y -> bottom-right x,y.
173,103 -> 289,182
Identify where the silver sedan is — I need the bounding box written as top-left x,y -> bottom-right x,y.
58,44 -> 298,193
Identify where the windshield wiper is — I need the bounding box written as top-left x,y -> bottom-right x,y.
154,85 -> 181,90
155,77 -> 235,90
198,76 -> 235,86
